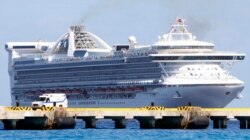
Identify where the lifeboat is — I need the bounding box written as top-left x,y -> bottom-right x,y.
55,88 -> 63,93
115,87 -> 124,93
106,87 -> 115,93
45,89 -> 52,93
39,89 -> 46,94
126,87 -> 134,92
134,86 -> 144,92
96,88 -> 104,93
64,89 -> 70,94
25,90 -> 35,96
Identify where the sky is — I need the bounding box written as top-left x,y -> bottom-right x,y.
0,0 -> 250,107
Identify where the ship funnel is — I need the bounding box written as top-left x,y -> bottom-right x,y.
70,25 -> 85,33
69,25 -> 96,50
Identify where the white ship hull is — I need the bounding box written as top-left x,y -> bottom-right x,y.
16,84 -> 243,108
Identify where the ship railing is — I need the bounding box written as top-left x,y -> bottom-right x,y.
13,50 -> 158,65
170,75 -> 235,80
38,53 -> 153,64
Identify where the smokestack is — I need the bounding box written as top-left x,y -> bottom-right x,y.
70,25 -> 85,33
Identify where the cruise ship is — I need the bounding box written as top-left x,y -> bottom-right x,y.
5,18 -> 245,108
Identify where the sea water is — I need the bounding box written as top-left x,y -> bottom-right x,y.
0,120 -> 250,140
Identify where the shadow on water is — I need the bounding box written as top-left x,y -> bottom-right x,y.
75,119 -> 140,129
0,120 -> 250,140
0,119 -> 244,130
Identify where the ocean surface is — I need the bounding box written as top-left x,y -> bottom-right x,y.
0,120 -> 250,140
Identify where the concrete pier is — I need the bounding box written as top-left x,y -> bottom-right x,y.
1,106 -> 250,130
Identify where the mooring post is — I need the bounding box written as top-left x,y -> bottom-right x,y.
16,102 -> 19,107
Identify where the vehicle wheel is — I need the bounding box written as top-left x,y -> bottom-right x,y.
42,105 -> 46,108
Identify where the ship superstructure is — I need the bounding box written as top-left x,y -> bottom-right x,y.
5,18 -> 245,108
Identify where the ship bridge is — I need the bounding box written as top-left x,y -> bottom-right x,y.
152,18 -> 214,53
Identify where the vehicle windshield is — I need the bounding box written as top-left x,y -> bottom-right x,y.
39,97 -> 46,101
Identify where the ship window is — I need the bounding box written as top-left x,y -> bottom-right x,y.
41,46 -> 48,51
237,56 -> 245,60
53,35 -> 69,54
13,46 -> 36,49
73,50 -> 86,57
39,97 -> 46,101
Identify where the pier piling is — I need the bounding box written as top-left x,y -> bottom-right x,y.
135,117 -> 155,129
235,117 -> 250,129
155,116 -> 184,129
112,117 -> 126,129
210,116 -> 228,129
82,117 -> 97,128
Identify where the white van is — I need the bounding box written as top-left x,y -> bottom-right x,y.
32,93 -> 68,108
